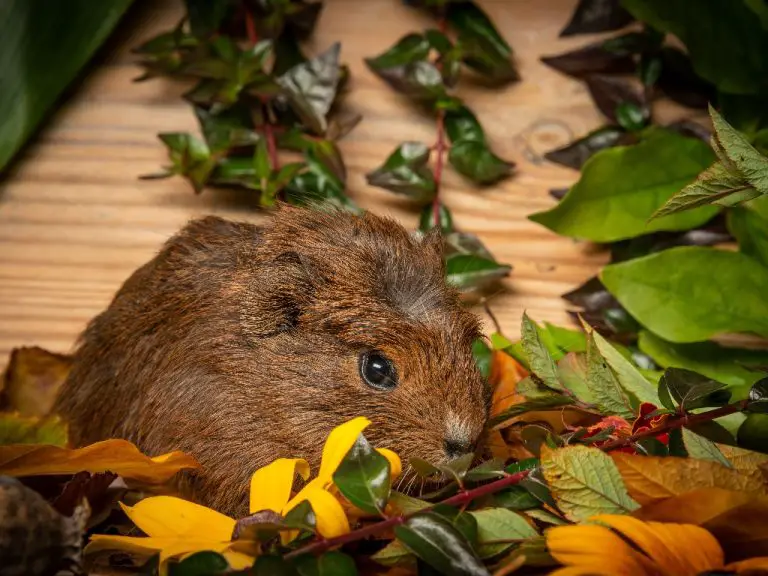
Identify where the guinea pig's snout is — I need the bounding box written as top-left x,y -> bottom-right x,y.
443,438 -> 475,459
443,409 -> 482,461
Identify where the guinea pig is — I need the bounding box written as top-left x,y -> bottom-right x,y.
53,204 -> 490,517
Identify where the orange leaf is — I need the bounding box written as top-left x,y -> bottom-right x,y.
2,347 -> 72,417
611,453 -> 768,506
490,350 -> 528,417
0,439 -> 199,483
633,488 -> 768,561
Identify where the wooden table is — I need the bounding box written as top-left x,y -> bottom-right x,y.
0,0 -> 696,366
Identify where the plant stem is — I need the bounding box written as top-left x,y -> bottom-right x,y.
431,13 -> 449,228
284,469 -> 531,559
600,400 -> 749,452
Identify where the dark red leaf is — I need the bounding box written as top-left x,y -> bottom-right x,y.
559,0 -> 635,37
584,74 -> 648,124
656,47 -> 717,110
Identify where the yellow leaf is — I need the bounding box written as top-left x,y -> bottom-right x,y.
0,439 -> 199,483
2,346 -> 72,416
284,486 -> 350,538
120,496 -> 235,540
725,557 -> 768,572
717,444 -> 768,472
546,524 -> 656,576
376,447 -> 402,480
611,452 -> 768,506
490,350 -> 528,417
593,514 -> 723,575
0,412 -> 68,446
249,458 -> 310,514
316,416 -> 371,486
632,488 -> 768,561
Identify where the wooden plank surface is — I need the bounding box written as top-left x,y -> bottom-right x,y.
0,0 -> 699,365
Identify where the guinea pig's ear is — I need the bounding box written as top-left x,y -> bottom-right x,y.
241,251 -> 317,339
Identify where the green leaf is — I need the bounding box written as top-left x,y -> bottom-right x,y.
169,551 -> 229,576
194,106 -> 259,153
489,396 -> 575,428
253,138 -> 272,181
155,133 -> 214,193
658,368 -> 731,412
521,314 -> 562,391
616,102 -> 648,132
530,128 -> 718,242
394,513 -> 489,576
748,378 -> 768,413
638,330 -> 768,390
681,427 -> 732,467
182,0 -> 232,38
446,1 -> 518,83
557,352 -> 595,405
524,509 -> 567,526
737,413 -> 768,453
445,254 -> 511,291
464,458 -> 507,482
294,552 -> 357,576
449,140 -> 514,185
586,333 -> 635,419
278,43 -> 342,134
472,338 -> 492,381
621,0 -> 768,94
365,33 -> 431,69
588,327 -> 660,407
728,196 -> 768,267
285,149 -> 358,212
491,486 -> 540,511
601,246 -> 768,342
432,505 -> 479,545
544,126 -> 633,170
251,555 -> 299,576
444,231 -> 495,260
540,445 -> 639,522
365,46 -> 446,102
371,540 -> 416,568
419,203 -> 454,234
444,105 -> 485,143
366,142 -> 435,201
332,434 -> 391,515
389,491 -> 431,515
470,508 -> 538,542
0,414 -> 68,446
0,0 -> 135,172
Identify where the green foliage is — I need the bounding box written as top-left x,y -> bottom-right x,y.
333,434 -> 392,515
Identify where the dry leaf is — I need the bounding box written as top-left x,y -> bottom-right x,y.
1,347 -> 72,416
0,439 -> 199,484
612,453 -> 768,506
490,350 -> 528,417
632,488 -> 768,562
717,444 -> 768,472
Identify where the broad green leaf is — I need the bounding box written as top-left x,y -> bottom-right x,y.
557,352 -> 595,405
471,338 -> 493,381
728,196 -> 768,267
491,486 -> 540,511
332,435 -> 391,515
432,505 -> 479,545
251,555 -> 299,576
737,413 -> 768,453
711,105 -> 768,193
365,46 -> 446,102
489,396 -> 575,428
601,246 -> 768,342
449,140 -> 513,185
371,540 -> 415,568
588,327 -> 660,406
419,203 -> 454,234
748,378 -> 768,413
586,334 -> 635,419
294,551 -> 357,576
365,142 -> 435,201
638,330 -> 768,390
521,314 -> 562,391
464,458 -> 507,482
681,428 -> 731,467
278,43 -> 341,135
365,33 -> 430,69
0,414 -> 68,446
0,0 -> 135,172
530,128 -> 717,242
470,508 -> 538,542
524,509 -> 567,526
445,254 -> 511,291
394,513 -> 489,576
622,0 -> 768,94
169,551 -> 230,576
540,445 -> 639,522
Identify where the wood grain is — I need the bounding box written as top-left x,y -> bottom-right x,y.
0,0 -> 701,365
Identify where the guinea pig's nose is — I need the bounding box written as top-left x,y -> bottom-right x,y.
443,438 -> 474,460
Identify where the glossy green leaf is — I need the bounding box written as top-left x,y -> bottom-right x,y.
365,33 -> 431,69
278,43 -> 342,134
658,368 -> 730,412
472,338 -> 493,381
449,140 -> 514,185
332,434 -> 391,515
560,0 -> 635,36
615,102 -> 648,132
521,313 -> 562,391
530,128 -> 718,242
284,149 -> 358,212
540,445 -> 639,522
737,413 -> 768,453
365,47 -> 446,102
365,142 -> 435,201
432,505 -> 479,545
445,254 -> 511,291
681,427 -> 731,467
294,552 -> 357,576
491,486 -> 540,511
169,551 -> 230,576
0,0 -> 135,172
152,133 -> 215,193
194,106 -> 259,153
748,378 -> 768,413
419,203 -> 454,234
601,246 -> 768,342
444,231 -> 494,260
394,513 -> 489,576
585,333 -> 635,419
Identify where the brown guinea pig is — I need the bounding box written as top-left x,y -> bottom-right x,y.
53,204 -> 489,517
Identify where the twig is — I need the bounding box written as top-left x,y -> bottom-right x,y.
482,298 -> 503,334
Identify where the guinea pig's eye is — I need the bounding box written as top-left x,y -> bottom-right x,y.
359,350 -> 398,391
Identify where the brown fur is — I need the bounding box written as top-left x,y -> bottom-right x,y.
53,205 -> 489,517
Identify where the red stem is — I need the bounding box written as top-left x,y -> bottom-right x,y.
432,108 -> 447,227
245,8 -> 257,44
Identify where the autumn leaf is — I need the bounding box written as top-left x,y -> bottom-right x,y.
489,350 -> 528,417
611,452 -> 768,506
717,444 -> 768,472
0,439 -> 199,483
1,346 -> 72,416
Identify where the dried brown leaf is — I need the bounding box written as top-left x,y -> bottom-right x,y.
2,347 -> 72,417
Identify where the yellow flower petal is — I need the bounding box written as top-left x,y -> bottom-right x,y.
119,496 -> 235,541
546,524 -> 657,576
284,486 -> 350,539
376,447 -> 402,479
249,457 -> 310,514
221,550 -> 256,570
317,416 -> 371,486
594,514 -> 724,575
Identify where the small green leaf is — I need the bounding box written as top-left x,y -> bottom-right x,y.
366,142 -> 435,201
748,378 -> 768,413
681,427 -> 732,467
737,413 -> 768,453
282,500 -> 317,533
169,551 -> 229,576
285,149 -> 358,212
524,508 -> 567,526
449,140 -> 513,185
601,246 -> 768,343
445,254 -> 511,291
491,486 -> 540,511
464,458 -> 507,482
521,313 -> 562,391
658,368 -> 731,411
332,434 -> 391,515
365,33 -> 430,69
530,128 -> 717,242
540,445 -> 639,522
419,203 -> 454,234
394,513 -> 490,576
432,505 -> 479,545
615,102 -> 648,132
194,106 -> 259,153
253,138 -> 272,181
371,540 -> 416,568
155,132 -> 214,193
365,38 -> 446,101
444,231 -> 494,260
470,508 -> 539,542
586,333 -> 635,419
389,491 -> 431,515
